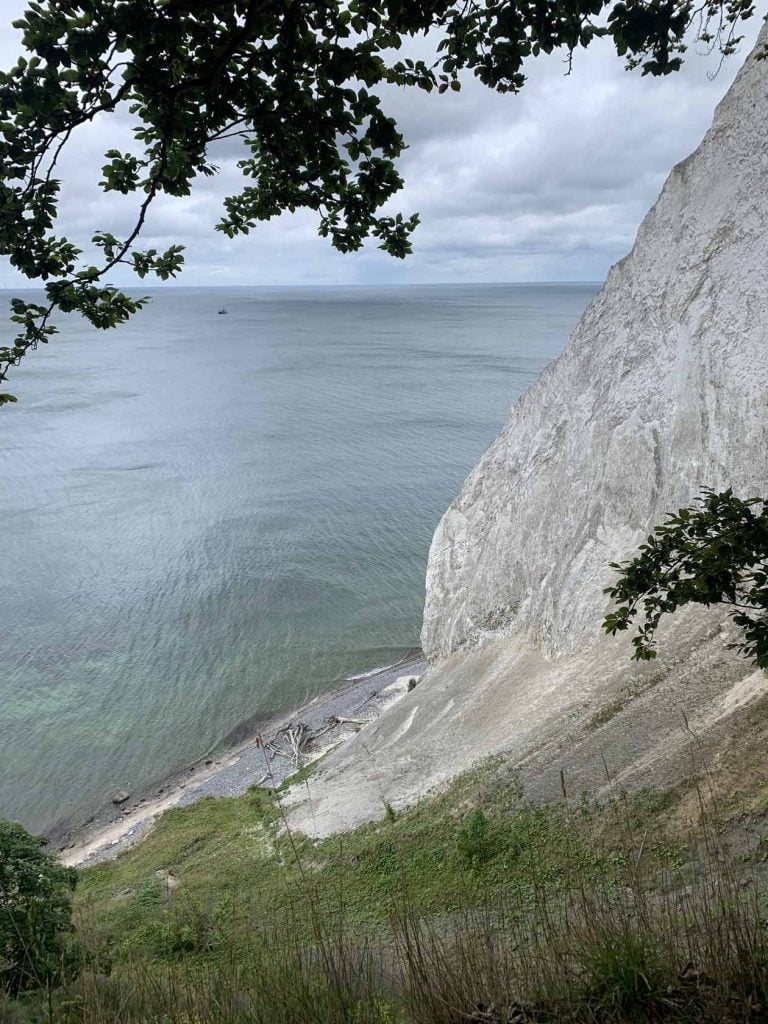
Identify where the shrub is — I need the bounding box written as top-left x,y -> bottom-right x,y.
0,820 -> 78,995
583,933 -> 669,1019
457,810 -> 495,871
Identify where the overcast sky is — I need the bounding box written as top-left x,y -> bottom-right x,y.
1,3 -> 765,288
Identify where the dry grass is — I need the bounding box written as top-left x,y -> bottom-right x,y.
45,853 -> 768,1024
27,779 -> 768,1023
7,748 -> 768,1024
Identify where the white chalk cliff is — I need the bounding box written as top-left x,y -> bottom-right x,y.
423,28 -> 768,662
288,23 -> 768,836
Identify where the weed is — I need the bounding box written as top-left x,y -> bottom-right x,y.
456,809 -> 495,871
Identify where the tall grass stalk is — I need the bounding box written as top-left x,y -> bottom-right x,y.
22,769 -> 768,1024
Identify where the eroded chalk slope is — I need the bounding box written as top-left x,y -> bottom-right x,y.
286,25 -> 768,838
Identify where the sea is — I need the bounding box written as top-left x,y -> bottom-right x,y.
0,283 -> 597,835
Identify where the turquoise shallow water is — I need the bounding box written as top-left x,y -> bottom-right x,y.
0,283 -> 597,835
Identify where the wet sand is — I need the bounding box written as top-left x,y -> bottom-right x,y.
60,651 -> 426,867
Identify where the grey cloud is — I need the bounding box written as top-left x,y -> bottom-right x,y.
0,5 -> 765,288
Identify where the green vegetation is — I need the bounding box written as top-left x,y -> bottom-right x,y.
0,821 -> 78,997
605,489 -> 768,668
75,762 -> 605,945
4,749 -> 768,1022
0,0 -> 755,403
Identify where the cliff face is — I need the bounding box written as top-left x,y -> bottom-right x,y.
287,25 -> 768,838
422,25 -> 768,662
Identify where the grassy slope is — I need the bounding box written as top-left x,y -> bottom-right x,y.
77,754 -> 690,959
7,687 -> 768,1024
79,687 -> 768,952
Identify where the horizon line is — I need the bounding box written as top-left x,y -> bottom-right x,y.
0,279 -> 603,291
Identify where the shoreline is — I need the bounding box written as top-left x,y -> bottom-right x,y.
59,650 -> 426,868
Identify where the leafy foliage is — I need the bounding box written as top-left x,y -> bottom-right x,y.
0,820 -> 78,995
456,808 -> 496,870
604,489 -> 768,668
0,0 -> 757,401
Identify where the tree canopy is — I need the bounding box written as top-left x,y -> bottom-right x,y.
604,490 -> 768,669
0,820 -> 78,995
0,0 -> 756,403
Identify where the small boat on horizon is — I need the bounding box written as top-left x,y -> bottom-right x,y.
218,307 -> 228,315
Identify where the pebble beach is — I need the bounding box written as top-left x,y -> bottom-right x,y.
60,651 -> 427,867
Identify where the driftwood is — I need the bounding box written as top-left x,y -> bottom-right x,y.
256,707 -> 375,786
264,741 -> 292,761
310,719 -> 338,743
265,722 -> 313,767
286,723 -> 309,764
352,690 -> 378,712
